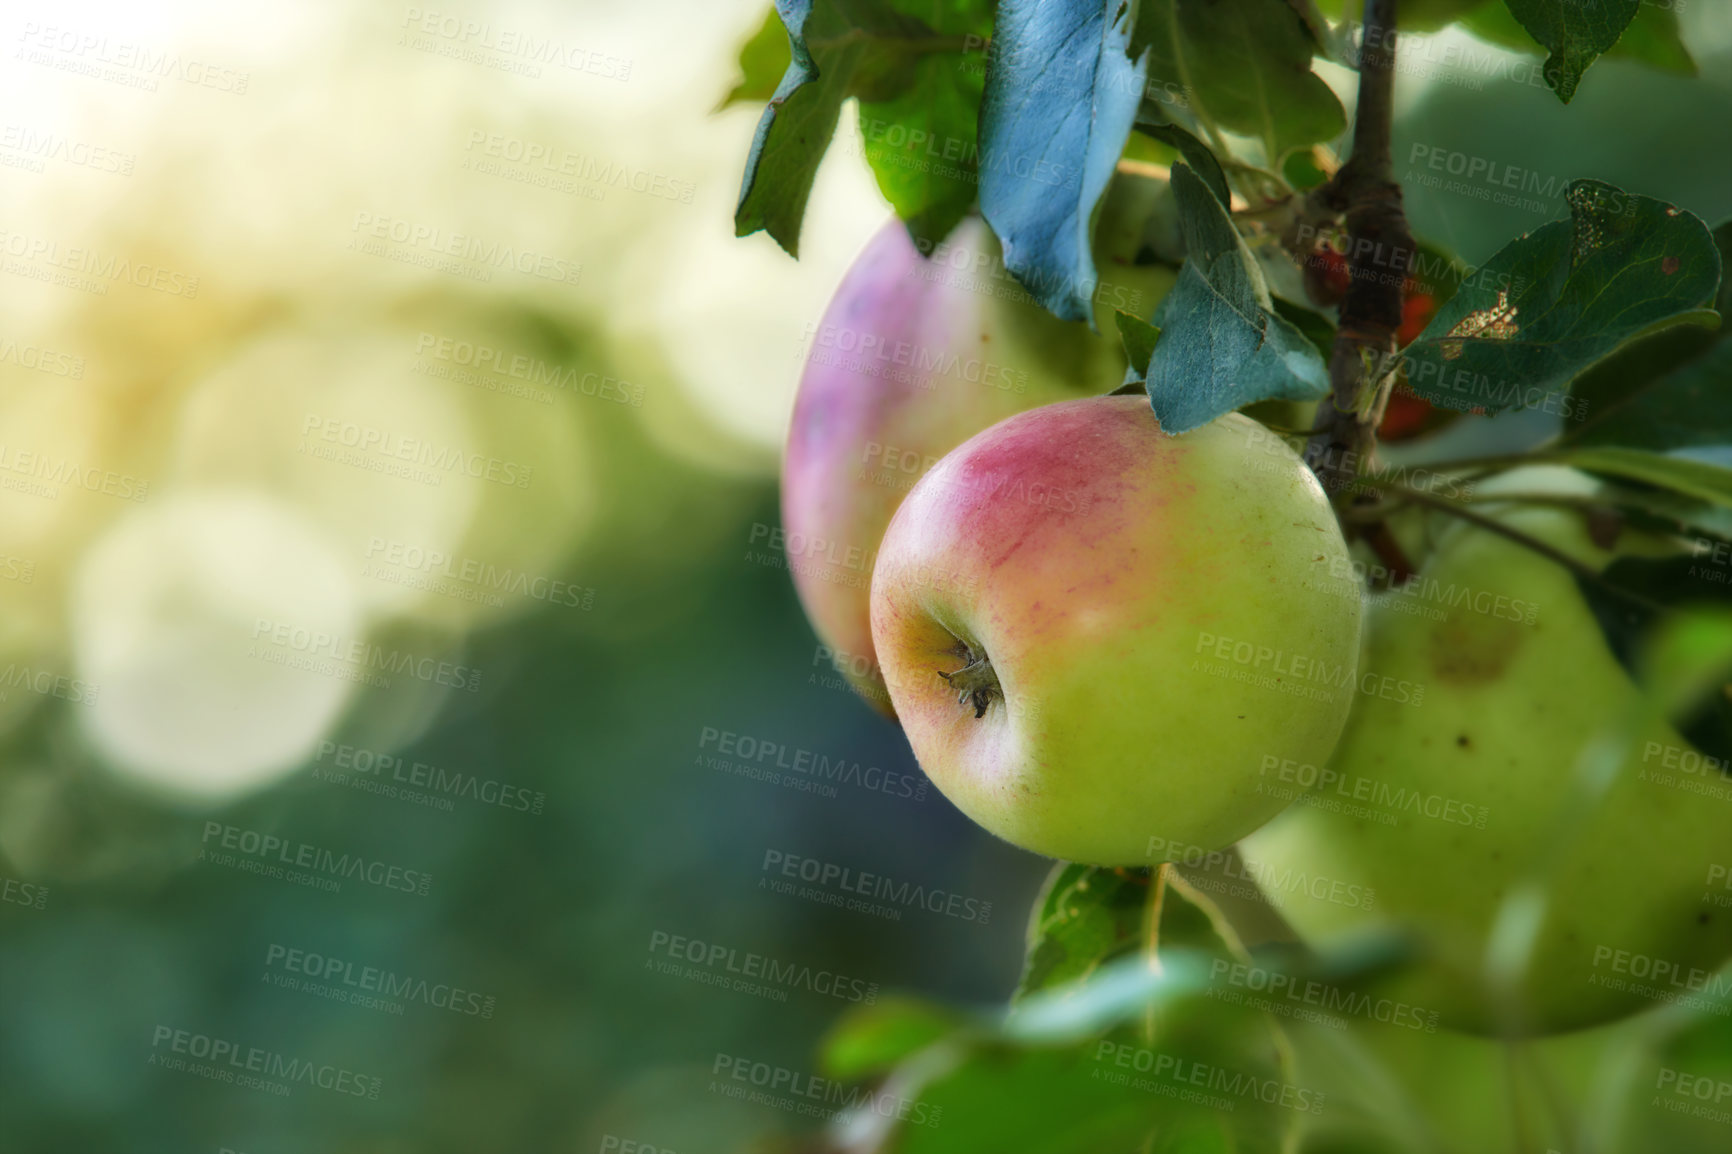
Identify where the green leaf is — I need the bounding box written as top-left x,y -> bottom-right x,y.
735,1 -> 979,255
1586,480 -> 1732,545
856,59 -> 984,249
820,880 -> 1394,1154
1283,147 -> 1329,190
877,1043 -> 1167,1154
886,882 -> 1299,1153
1115,312 -> 1163,379
719,6 -> 793,108
1138,164 -> 1331,433
1562,220 -> 1732,453
855,3 -> 993,248
1641,607 -> 1732,726
1501,0 -> 1640,102
1016,865 -> 1155,1001
819,996 -> 970,1081
1401,181 -> 1720,418
977,0 -> 1147,323
1555,447 -> 1732,510
1007,875 -> 1269,1044
1137,0 -> 1346,166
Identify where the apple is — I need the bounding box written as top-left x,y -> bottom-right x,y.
1294,1013 -> 1632,1153
782,212 -> 1173,712
868,396 -> 1364,865
1241,468 -> 1732,1033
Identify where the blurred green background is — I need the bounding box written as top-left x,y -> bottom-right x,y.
0,2 -> 1729,1152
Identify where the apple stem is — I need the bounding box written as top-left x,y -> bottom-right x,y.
1141,864 -> 1171,1044
1143,864 -> 1170,965
938,640 -> 1001,718
1304,0 -> 1415,506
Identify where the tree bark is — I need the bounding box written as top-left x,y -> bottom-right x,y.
1305,0 -> 1416,503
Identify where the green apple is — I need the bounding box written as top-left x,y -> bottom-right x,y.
1241,468 -> 1732,1034
868,396 -> 1363,865
782,202 -> 1176,713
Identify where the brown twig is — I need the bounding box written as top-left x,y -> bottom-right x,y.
1304,0 -> 1415,502
1362,520 -> 1418,584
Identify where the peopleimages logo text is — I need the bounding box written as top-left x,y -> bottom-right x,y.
264,944 -> 496,1017
647,930 -> 879,1004
200,822 -> 432,896
698,726 -> 928,801
249,619 -> 482,692
149,1026 -> 380,1097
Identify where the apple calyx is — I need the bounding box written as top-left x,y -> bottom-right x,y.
938,640 -> 1000,719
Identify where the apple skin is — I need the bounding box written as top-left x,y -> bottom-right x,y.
782,215 -> 1170,712
868,396 -> 1363,865
1241,470 -> 1732,1034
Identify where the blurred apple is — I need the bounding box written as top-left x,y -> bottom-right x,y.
1243,469 -> 1732,1033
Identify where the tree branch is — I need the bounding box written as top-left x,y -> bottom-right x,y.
1304,0 -> 1415,502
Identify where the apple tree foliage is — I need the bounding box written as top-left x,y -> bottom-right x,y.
725,0 -> 1730,1149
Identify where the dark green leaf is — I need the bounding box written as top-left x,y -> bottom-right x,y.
1574,561 -> 1732,766
1502,0 -> 1640,102
1567,336 -> 1732,451
736,2 -> 860,255
1562,220 -> 1732,452
1138,164 -> 1330,433
719,6 -> 793,108
1134,120 -> 1229,207
977,0 -> 1146,323
1461,0 -> 1695,78
1137,0 -> 1346,165
1401,181 -> 1720,418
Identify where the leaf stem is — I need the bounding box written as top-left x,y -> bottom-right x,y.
1361,478 -> 1669,613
